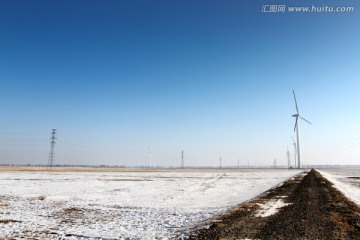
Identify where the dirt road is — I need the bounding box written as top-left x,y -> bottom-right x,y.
188,169 -> 360,239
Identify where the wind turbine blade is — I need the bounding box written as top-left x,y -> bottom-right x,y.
293,90 -> 299,114
291,136 -> 296,143
293,116 -> 298,132
300,116 -> 312,125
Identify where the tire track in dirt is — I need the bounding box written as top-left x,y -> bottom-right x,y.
164,173 -> 226,205
188,169 -> 360,240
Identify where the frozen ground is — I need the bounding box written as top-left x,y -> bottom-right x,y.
318,168 -> 360,207
0,168 -> 301,239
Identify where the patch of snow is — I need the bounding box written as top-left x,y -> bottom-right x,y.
0,169 -> 301,239
318,169 -> 360,207
255,198 -> 291,217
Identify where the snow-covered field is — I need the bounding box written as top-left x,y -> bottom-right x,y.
319,168 -> 360,207
0,168 -> 301,239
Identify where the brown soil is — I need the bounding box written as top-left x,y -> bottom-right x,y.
188,169 -> 360,240
0,219 -> 19,224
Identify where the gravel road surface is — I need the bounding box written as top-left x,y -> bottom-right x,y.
189,169 -> 360,240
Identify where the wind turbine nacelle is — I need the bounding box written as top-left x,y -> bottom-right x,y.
292,114 -> 299,117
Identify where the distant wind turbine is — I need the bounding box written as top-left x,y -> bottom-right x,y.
148,147 -> 153,168
292,90 -> 312,169
291,136 -> 297,168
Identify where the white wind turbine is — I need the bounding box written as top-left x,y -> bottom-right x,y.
292,90 -> 312,169
291,136 -> 297,168
148,147 -> 153,168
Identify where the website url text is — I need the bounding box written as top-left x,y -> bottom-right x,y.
261,5 -> 354,13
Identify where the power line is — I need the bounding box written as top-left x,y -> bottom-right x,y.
0,144 -> 43,147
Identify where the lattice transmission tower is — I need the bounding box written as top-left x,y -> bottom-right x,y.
48,129 -> 57,168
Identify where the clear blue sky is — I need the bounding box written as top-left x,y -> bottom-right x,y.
1,0 -> 359,167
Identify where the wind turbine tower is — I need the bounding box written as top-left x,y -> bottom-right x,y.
48,129 -> 57,168
181,150 -> 184,168
286,146 -> 291,169
291,136 -> 297,168
148,147 -> 153,168
292,90 -> 312,169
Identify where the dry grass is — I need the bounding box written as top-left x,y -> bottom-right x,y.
28,195 -> 46,201
37,195 -> 46,201
0,166 -> 203,172
331,213 -> 356,233
63,207 -> 83,213
105,178 -> 153,181
0,219 -> 19,224
0,166 -> 285,173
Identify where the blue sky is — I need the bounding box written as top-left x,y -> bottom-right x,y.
1,0 -> 359,167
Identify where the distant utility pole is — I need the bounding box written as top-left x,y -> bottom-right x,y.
274,158 -> 277,168
181,150 -> 184,168
48,129 -> 57,168
237,159 -> 240,168
219,156 -> 222,168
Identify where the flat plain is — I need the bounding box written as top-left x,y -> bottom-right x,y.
0,166 -> 301,239
1,167 -> 359,239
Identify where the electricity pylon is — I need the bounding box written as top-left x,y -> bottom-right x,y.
48,129 -> 56,168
